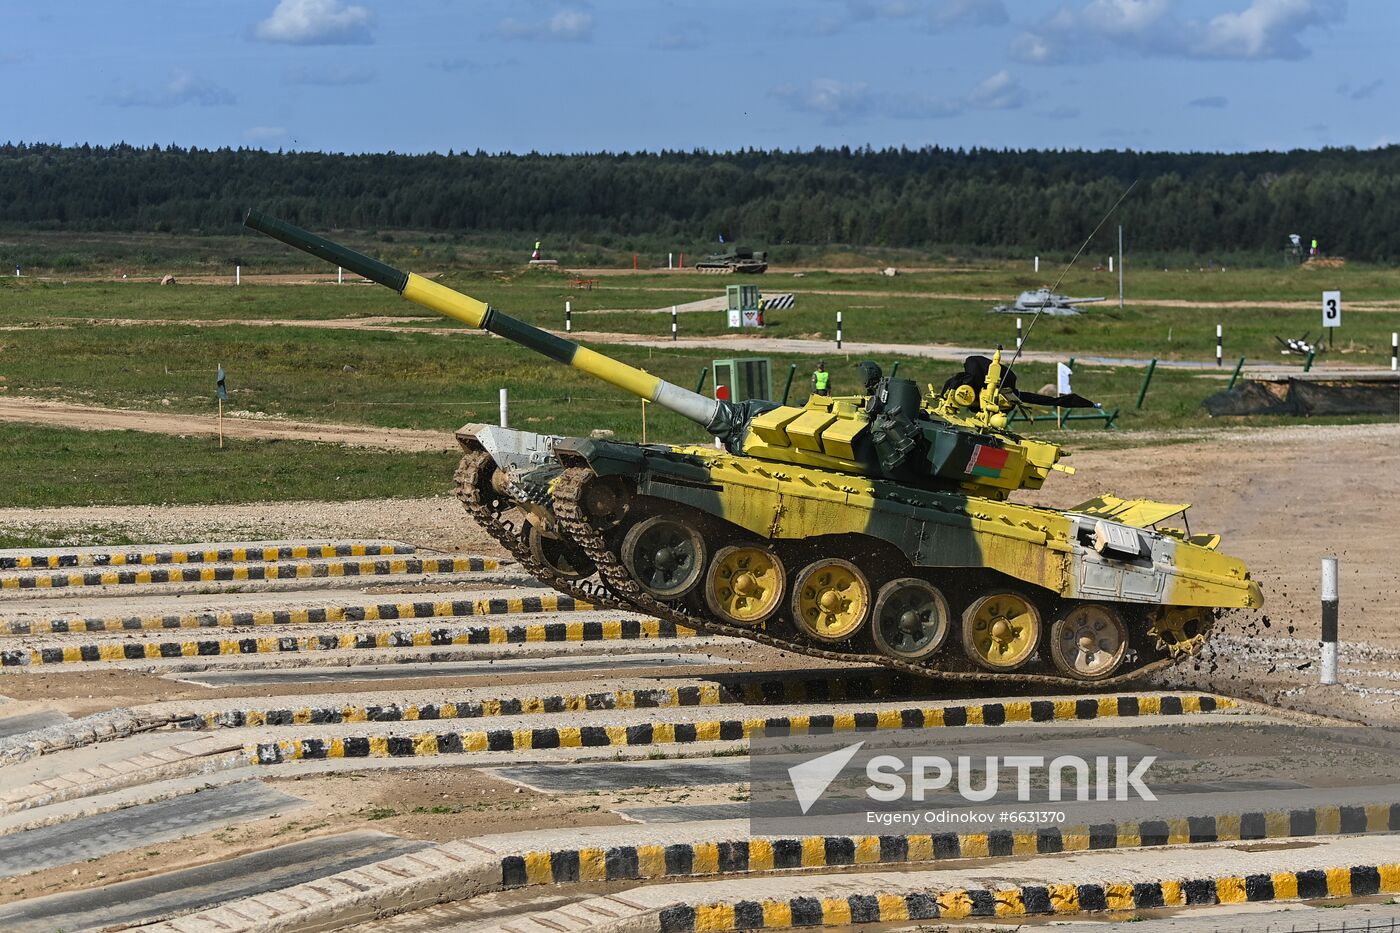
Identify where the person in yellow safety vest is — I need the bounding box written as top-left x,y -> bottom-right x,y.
531,241 -> 542,261
811,361 -> 831,396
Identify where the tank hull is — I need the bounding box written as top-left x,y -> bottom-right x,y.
457,424 -> 1260,687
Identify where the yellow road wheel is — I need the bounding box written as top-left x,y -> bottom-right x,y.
524,522 -> 594,582
961,591 -> 1041,671
792,558 -> 871,643
704,545 -> 785,627
1048,603 -> 1128,681
871,578 -> 950,662
621,515 -> 706,599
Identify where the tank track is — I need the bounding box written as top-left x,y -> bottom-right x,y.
452,451 -> 629,613
547,465 -> 1186,690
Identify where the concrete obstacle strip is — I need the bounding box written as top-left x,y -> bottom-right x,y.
0,541 -> 413,571
499,804 -> 1400,890
0,556 -> 496,591
128,824 -> 1400,933
250,694 -> 1233,763
657,863 -> 1400,930
0,592 -> 597,639
189,670 -> 938,728
1,614 -> 683,667
193,679 -> 1218,730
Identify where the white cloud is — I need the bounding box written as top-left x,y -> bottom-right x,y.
773,70 -> 1027,124
254,0 -> 372,46
771,79 -> 875,124
283,64 -> 376,86
107,69 -> 235,108
1011,0 -> 1344,65
967,70 -> 1026,110
498,10 -> 593,42
1199,0 -> 1343,59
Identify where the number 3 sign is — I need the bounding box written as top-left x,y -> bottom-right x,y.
1322,290 -> 1341,328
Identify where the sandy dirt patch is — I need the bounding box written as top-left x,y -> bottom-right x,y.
0,397 -> 455,453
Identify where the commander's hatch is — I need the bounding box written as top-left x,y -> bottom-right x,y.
1069,495 -> 1190,528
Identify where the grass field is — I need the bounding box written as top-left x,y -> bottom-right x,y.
6,260 -> 1397,364
3,251 -> 1399,508
0,423 -> 455,508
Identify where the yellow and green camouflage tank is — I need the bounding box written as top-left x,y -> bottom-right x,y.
246,211 -> 1262,687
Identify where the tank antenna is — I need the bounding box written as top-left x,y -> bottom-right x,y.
997,179 -> 1138,385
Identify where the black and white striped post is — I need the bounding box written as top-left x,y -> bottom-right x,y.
1321,555 -> 1339,685
1392,332 -> 1397,371
565,300 -> 572,334
836,311 -> 843,349
1216,324 -> 1223,367
1016,317 -> 1023,351
671,305 -> 678,341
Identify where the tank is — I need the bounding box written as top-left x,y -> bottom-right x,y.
694,245 -> 768,274
245,211 -> 1263,688
991,287 -> 1106,316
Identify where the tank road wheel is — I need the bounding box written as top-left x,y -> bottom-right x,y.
524,522 -> 595,582
871,578 -> 951,662
1048,603 -> 1129,681
792,558 -> 871,643
705,545 -> 786,627
1149,607 -> 1215,659
621,515 -> 707,599
961,591 -> 1041,671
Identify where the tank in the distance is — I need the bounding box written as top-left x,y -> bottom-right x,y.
245,211 -> 1263,687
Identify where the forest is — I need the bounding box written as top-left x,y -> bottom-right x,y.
3,142 -> 1399,261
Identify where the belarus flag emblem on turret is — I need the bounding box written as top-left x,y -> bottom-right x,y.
966,444 -> 1009,478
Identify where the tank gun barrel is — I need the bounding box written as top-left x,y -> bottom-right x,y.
244,210 -> 726,433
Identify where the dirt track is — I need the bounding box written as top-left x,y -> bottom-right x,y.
0,397 -> 454,453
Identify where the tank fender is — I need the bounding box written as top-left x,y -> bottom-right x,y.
553,437 -> 644,475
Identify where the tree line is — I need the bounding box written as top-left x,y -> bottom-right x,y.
4,142 -> 1399,261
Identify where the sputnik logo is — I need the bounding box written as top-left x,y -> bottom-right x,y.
787,741 -> 865,814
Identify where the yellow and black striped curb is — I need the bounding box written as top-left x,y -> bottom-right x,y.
657,862 -> 1400,930
249,694 -> 1233,763
1,592 -> 594,639
0,541 -> 412,571
191,670 -> 934,728
501,803 -> 1400,889
192,677 -> 1212,730
3,615 -> 682,667
0,556 -> 496,591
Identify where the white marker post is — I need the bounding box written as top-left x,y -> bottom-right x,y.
1321,556 -> 1339,685
1016,317 -> 1023,350
1118,225 -> 1124,309
1216,324 -> 1223,367
499,388 -> 509,428
836,311 -> 843,350
1034,256 -> 1040,273
1392,332 -> 1397,371
1108,256 -> 1114,273
1322,290 -> 1341,350
668,252 -> 673,270
235,264 -> 241,286
671,305 -> 678,341
565,300 -> 572,334
337,266 -> 343,285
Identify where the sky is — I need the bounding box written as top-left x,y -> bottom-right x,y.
4,0 -> 1392,155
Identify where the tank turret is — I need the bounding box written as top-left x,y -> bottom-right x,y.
245,211 -> 1260,688
245,212 -> 1077,500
